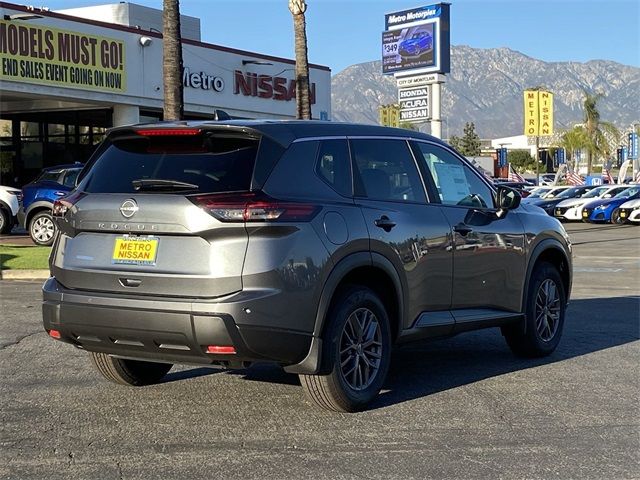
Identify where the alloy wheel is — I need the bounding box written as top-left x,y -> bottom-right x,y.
339,307 -> 383,391
535,279 -> 561,342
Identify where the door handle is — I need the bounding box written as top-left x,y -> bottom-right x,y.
54,191 -> 66,196
374,215 -> 396,232
453,223 -> 473,236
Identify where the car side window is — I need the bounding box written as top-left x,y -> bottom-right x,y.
350,139 -> 426,203
315,139 -> 352,197
411,142 -> 494,209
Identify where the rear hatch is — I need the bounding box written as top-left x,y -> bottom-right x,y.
51,126 -> 278,298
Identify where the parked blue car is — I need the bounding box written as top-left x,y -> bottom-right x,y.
399,30 -> 433,57
19,163 -> 83,245
581,186 -> 640,223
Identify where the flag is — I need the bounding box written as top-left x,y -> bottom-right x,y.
602,169 -> 614,184
566,169 -> 584,186
508,164 -> 525,182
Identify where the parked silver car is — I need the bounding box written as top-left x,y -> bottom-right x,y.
43,121 -> 572,412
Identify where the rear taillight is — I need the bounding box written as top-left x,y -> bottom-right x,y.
52,191 -> 86,218
191,193 -> 320,223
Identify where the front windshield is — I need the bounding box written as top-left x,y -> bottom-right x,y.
583,187 -> 608,198
556,187 -> 580,199
543,188 -> 566,198
528,188 -> 551,198
614,187 -> 639,199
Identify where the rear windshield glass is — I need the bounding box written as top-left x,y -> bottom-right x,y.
79,133 -> 259,194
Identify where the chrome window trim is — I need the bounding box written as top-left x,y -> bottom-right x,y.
292,136 -> 348,142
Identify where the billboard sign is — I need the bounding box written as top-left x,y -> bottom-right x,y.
0,19 -> 126,92
382,3 -> 450,75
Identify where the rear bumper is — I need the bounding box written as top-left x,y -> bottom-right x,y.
42,277 -> 312,367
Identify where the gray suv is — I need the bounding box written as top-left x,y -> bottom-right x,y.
43,121 -> 572,412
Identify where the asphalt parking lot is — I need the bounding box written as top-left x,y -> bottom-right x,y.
1,222 -> 638,479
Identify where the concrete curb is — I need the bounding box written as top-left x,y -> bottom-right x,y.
0,269 -> 50,281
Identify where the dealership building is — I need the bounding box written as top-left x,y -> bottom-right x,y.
0,1 -> 331,186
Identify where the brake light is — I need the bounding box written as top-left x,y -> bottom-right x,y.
191,193 -> 320,223
52,191 -> 86,218
206,345 -> 236,354
48,329 -> 61,339
136,128 -> 201,136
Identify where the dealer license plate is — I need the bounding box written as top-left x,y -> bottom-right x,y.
112,236 -> 159,265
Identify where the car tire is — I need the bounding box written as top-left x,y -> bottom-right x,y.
299,286 -> 392,413
29,211 -> 56,246
611,208 -> 624,224
0,208 -> 11,234
90,352 -> 172,386
502,262 -> 566,358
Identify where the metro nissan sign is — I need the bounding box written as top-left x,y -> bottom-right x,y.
234,70 -> 316,103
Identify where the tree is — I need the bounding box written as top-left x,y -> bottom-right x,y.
507,150 -> 537,172
582,92 -> 619,174
449,135 -> 462,152
162,0 -> 184,121
450,122 -> 481,156
289,0 -> 311,120
558,126 -> 588,171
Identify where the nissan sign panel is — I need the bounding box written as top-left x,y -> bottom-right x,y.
382,3 -> 451,75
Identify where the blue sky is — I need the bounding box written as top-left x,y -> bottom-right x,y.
45,0 -> 639,73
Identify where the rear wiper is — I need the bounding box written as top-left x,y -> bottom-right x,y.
132,179 -> 199,191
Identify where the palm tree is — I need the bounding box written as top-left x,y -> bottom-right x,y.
163,0 -> 184,120
559,126 -> 588,171
289,0 -> 311,120
583,92 -> 619,174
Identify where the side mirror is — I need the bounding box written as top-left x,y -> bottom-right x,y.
496,185 -> 521,211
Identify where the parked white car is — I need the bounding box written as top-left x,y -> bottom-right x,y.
0,185 -> 22,234
522,185 -> 572,204
616,198 -> 640,224
553,185 -> 629,221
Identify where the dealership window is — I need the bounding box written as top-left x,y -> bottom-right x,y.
47,123 -> 67,143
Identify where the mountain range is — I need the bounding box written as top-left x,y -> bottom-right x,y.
331,45 -> 640,139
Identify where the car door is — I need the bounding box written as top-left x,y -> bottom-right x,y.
349,137 -> 453,330
410,140 -> 526,314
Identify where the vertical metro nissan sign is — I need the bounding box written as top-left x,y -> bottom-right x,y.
523,90 -> 554,136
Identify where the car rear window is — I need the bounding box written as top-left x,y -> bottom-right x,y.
79,133 -> 260,194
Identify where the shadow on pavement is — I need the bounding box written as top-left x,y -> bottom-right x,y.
374,295 -> 639,409
159,296 -> 640,409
